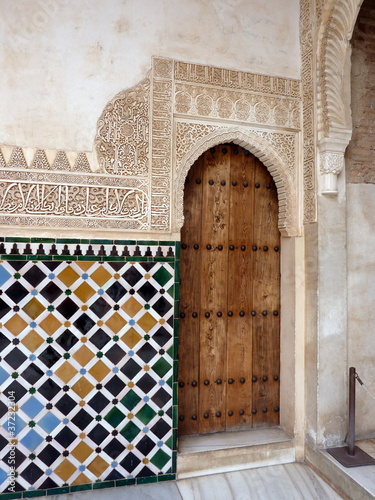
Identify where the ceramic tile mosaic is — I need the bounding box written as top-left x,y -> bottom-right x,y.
0,239 -> 178,497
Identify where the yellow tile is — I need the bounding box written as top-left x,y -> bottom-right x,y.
89,360 -> 111,381
55,362 -> 78,383
75,282 -> 96,303
71,377 -> 94,398
73,345 -> 95,365
54,459 -> 76,481
90,266 -> 111,287
122,297 -> 143,317
75,262 -> 95,272
87,455 -> 109,477
137,312 -> 157,333
71,441 -> 93,462
22,298 -> 45,320
21,330 -> 44,352
4,315 -> 28,336
72,473 -> 91,485
121,327 -> 142,348
58,266 -> 80,287
39,314 -> 62,336
105,312 -> 127,333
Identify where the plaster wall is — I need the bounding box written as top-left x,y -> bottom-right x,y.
0,0 -> 300,152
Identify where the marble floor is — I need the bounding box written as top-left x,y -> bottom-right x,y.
35,462 -> 344,500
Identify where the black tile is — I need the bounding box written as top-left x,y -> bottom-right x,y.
0,298 -> 11,318
103,438 -> 126,459
0,434 -> 8,450
23,266 -> 47,287
138,282 -> 157,302
108,262 -> 125,272
54,426 -> 76,447
151,418 -> 170,439
136,435 -> 155,455
38,378 -> 61,401
122,267 -> 142,287
90,328 -> 111,349
38,346 -> 61,368
4,380 -> 27,401
104,375 -> 126,396
0,401 -> 7,418
40,282 -> 63,303
38,444 -> 60,466
140,263 -> 156,272
137,374 -> 157,393
166,407 -> 172,419
8,261 -> 27,272
56,297 -> 79,319
120,451 -> 140,473
87,424 -> 109,445
73,313 -> 96,334
120,359 -> 142,379
21,363 -> 45,385
2,447 -> 26,468
5,282 -> 29,303
153,297 -> 173,316
43,262 -> 63,272
153,327 -> 172,347
55,394 -> 77,416
137,466 -> 155,477
71,409 -> 93,430
87,392 -> 110,413
56,329 -> 79,351
4,347 -> 27,369
89,297 -> 111,318
137,343 -> 157,363
0,331 -> 11,350
151,388 -> 171,408
105,469 -> 125,481
39,477 -> 59,489
105,344 -> 125,365
106,281 -> 127,302
21,462 -> 44,484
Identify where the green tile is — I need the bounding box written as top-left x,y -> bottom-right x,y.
175,242 -> 181,260
172,405 -> 178,426
153,266 -> 173,286
30,238 -> 55,243
172,450 -> 177,472
159,241 -> 175,246
104,407 -> 126,427
69,483 -> 93,493
174,300 -> 179,318
120,421 -> 141,441
114,240 -> 136,245
136,475 -> 158,485
167,375 -> 173,388
154,256 -> 174,262
1,255 -> 27,261
158,473 -> 176,482
173,382 -> 178,402
152,358 -> 172,378
77,256 -> 99,261
167,345 -> 174,358
47,486 -> 70,496
126,256 -> 147,261
136,404 -> 157,425
150,448 -> 170,470
174,262 -> 180,283
137,240 -> 156,246
93,480 -> 115,490
172,428 -> 178,448
27,255 -> 52,261
121,389 -> 141,410
89,239 -> 113,245
0,493 -> 22,499
174,318 -> 179,336
80,239 -> 91,244
115,478 -> 136,487
102,256 -> 126,261
168,284 -> 176,300
165,435 -> 173,449
5,237 -> 30,243
56,238 -> 79,244
23,490 -> 47,498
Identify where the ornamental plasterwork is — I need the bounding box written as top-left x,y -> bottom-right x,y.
0,57 -> 302,236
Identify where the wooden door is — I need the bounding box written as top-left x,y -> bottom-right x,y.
178,143 -> 280,436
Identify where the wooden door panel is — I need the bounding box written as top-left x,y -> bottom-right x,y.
179,144 -> 280,436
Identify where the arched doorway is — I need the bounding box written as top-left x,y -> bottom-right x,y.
178,143 -> 280,436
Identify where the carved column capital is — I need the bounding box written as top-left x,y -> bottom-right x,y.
318,133 -> 351,195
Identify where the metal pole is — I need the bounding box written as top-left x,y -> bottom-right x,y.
348,366 -> 356,456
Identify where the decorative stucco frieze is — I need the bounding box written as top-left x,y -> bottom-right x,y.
0,57 -> 303,236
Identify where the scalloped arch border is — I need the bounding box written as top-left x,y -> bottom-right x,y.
175,128 -> 298,237
317,0 -> 363,140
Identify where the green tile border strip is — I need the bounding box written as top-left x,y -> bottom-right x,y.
0,237 -> 179,498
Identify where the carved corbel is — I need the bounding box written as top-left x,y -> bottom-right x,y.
318,133 -> 351,195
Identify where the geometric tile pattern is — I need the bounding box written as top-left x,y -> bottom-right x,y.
0,240 -> 178,496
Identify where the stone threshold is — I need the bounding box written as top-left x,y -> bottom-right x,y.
177,427 -> 295,479
306,440 -> 375,500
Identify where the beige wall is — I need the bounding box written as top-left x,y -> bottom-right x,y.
0,0 -> 300,152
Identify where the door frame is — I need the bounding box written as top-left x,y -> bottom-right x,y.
175,130 -> 304,460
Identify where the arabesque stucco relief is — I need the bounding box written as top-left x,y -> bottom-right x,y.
0,57 -> 303,237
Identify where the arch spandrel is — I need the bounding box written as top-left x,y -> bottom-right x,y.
174,127 -> 299,238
